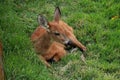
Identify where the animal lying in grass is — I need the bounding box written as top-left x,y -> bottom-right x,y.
31,7 -> 86,67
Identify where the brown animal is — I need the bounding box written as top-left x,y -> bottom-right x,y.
31,7 -> 86,67
48,7 -> 86,52
31,15 -> 68,67
0,42 -> 4,80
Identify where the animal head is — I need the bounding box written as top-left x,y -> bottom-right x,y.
48,7 -> 86,52
37,14 -> 70,45
32,7 -> 86,52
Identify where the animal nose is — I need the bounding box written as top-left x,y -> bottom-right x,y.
64,40 -> 69,44
64,39 -> 71,45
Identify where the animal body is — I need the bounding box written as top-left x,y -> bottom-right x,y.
31,15 -> 67,67
31,7 -> 86,67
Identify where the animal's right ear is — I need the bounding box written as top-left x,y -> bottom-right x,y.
37,15 -> 49,28
54,7 -> 61,22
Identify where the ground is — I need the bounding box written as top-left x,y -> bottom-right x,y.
0,0 -> 120,80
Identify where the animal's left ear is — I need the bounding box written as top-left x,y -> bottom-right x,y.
54,7 -> 61,22
37,15 -> 49,28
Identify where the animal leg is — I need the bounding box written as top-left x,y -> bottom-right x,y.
37,54 -> 51,68
53,47 -> 66,62
42,42 -> 62,60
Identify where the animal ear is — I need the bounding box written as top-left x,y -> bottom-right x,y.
54,7 -> 61,22
37,15 -> 49,28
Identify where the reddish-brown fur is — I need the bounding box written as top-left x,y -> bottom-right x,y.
31,26 -> 66,67
0,42 -> 4,80
0,42 -> 2,59
48,7 -> 86,52
48,21 -> 86,51
31,7 -> 86,67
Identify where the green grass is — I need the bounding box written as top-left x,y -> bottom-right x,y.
0,0 -> 120,80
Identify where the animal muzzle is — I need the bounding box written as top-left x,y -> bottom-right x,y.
64,39 -> 85,52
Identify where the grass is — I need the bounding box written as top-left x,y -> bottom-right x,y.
0,0 -> 120,80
